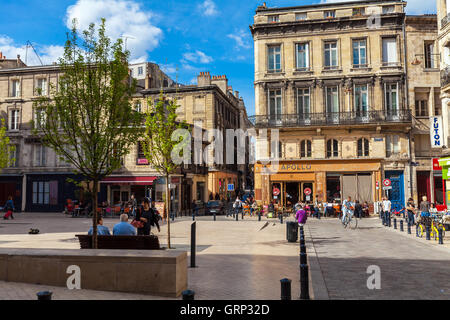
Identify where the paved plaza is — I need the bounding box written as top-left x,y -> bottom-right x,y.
1,213 -> 450,300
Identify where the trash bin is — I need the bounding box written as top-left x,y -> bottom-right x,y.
286,221 -> 299,242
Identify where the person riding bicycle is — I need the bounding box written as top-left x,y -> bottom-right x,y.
342,196 -> 354,224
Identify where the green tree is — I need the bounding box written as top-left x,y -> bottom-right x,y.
33,19 -> 143,248
0,119 -> 15,170
143,93 -> 188,249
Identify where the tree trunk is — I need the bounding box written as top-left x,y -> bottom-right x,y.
92,179 -> 99,249
166,173 -> 171,249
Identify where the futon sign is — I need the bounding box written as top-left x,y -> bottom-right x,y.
430,116 -> 444,148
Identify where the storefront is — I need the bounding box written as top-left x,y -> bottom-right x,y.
101,176 -> 158,206
438,157 -> 450,209
0,175 -> 23,212
254,160 -> 382,207
208,171 -> 238,201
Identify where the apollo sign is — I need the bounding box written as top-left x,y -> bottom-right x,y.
430,116 -> 444,148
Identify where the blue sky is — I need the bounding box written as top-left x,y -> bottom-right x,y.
0,0 -> 436,116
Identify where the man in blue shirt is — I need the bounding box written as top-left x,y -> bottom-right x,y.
88,215 -> 111,236
113,214 -> 136,235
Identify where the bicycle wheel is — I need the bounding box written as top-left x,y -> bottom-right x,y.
432,226 -> 438,241
418,224 -> 424,238
349,216 -> 358,229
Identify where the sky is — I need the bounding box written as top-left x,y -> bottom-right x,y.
0,0 -> 437,116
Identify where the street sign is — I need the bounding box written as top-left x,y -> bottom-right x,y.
273,188 -> 280,196
227,184 -> 235,192
383,186 -> 392,190
304,188 -> 312,196
383,179 -> 391,187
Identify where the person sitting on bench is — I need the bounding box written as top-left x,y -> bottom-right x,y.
88,215 -> 110,236
113,214 -> 136,236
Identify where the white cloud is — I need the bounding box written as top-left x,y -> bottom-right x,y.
182,50 -> 213,64
227,30 -> 251,50
65,0 -> 163,62
198,0 -> 218,16
161,64 -> 178,75
319,0 -> 436,14
0,35 -> 64,66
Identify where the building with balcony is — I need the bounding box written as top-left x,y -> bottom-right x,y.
250,0 -> 415,210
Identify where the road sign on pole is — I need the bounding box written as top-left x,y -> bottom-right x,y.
273,188 -> 280,196
304,188 -> 312,196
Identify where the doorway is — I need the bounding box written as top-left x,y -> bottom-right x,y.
285,183 -> 299,207
301,182 -> 314,203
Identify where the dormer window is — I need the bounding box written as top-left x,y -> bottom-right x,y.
324,10 -> 335,19
268,15 -> 279,23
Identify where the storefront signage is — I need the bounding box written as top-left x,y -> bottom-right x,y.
304,188 -> 312,196
433,158 -> 442,171
137,158 -> 149,165
278,164 -> 312,171
227,184 -> 235,191
430,116 -> 444,148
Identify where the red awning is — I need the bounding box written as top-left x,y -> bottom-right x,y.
101,176 -> 158,185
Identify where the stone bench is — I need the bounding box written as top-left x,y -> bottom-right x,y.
0,248 -> 187,297
76,235 -> 161,250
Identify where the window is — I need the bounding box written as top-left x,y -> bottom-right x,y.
135,101 -> 142,113
32,181 -> 50,205
36,78 -> 47,95
382,5 -> 395,14
352,39 -> 367,67
268,89 -> 282,121
424,43 -> 436,69
386,135 -> 400,157
58,145 -> 71,167
296,13 -> 307,20
34,108 -> 46,129
268,15 -> 279,23
11,80 -> 20,97
353,7 -> 365,16
326,86 -> 339,118
354,84 -> 368,116
9,145 -> 18,168
297,88 -> 310,120
327,139 -> 339,158
357,138 -> 369,157
138,66 -> 144,75
324,10 -> 335,19
296,43 -> 310,71
137,141 -> 148,164
268,45 -> 281,72
382,38 -> 398,66
324,41 -> 338,69
34,145 -> 47,167
385,83 -> 399,117
300,140 -> 312,158
8,109 -> 19,131
271,140 -> 282,159
415,100 -> 428,117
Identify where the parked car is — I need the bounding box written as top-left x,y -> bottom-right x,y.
205,201 -> 225,215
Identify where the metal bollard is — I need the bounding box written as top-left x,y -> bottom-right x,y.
439,227 -> 444,245
182,290 -> 195,300
388,215 -> 392,227
236,212 -> 238,221
242,210 -> 244,220
400,220 -> 404,232
190,222 -> 196,268
300,243 -> 306,254
280,214 -> 283,224
37,291 -> 52,300
300,264 -> 310,300
280,278 -> 292,300
408,222 -> 412,234
192,213 -> 195,221
213,212 -> 216,221
300,252 -> 307,265
426,226 -> 431,240
394,218 -> 397,229
258,212 -> 261,221
172,213 -> 175,222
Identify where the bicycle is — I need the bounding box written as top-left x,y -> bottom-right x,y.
342,212 -> 358,229
417,215 -> 445,240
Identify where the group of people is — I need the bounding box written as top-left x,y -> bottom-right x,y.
88,197 -> 160,236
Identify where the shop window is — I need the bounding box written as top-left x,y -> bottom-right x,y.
327,139 -> 339,158
300,140 -> 312,158
357,138 -> 369,157
32,181 -> 49,205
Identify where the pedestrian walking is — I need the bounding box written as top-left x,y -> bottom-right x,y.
3,196 -> 15,220
295,205 -> 307,226
136,198 -> 160,236
381,197 -> 391,225
406,198 -> 416,227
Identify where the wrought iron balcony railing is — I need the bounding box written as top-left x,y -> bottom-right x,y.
248,110 -> 412,128
442,13 -> 450,29
441,66 -> 450,88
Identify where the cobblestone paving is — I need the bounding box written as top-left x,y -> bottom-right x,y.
307,217 -> 450,300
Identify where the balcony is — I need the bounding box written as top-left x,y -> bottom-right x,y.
441,66 -> 450,88
248,110 -> 412,128
442,13 -> 450,29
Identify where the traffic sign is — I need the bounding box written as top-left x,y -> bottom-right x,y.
304,188 -> 312,196
383,186 -> 392,191
227,184 -> 235,191
273,188 -> 280,196
383,179 -> 391,187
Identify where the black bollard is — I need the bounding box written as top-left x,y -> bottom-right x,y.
190,222 -> 196,268
280,214 -> 283,224
426,226 -> 431,240
300,243 -> 306,254
182,290 -> 195,300
408,222 -> 412,234
394,218 -> 397,229
37,291 -> 52,300
300,252 -> 307,265
236,212 -> 238,221
172,213 -> 175,222
214,212 -> 216,221
280,278 -> 292,300
388,215 -> 392,227
300,264 -> 310,300
258,212 -> 261,221
400,220 -> 404,232
439,227 -> 444,245
192,212 -> 195,221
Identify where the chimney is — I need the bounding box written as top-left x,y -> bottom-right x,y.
234,91 -> 239,99
211,75 -> 228,95
197,71 -> 211,86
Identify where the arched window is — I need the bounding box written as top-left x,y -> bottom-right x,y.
327,139 -> 339,158
357,138 -> 369,157
300,140 -> 312,158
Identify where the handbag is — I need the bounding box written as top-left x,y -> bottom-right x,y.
131,219 -> 144,228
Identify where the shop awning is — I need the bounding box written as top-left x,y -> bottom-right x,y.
100,176 -> 158,185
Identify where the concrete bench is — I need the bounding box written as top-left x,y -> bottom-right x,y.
76,235 -> 161,250
0,248 -> 187,297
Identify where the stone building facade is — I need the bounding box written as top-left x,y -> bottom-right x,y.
250,0 -> 437,211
